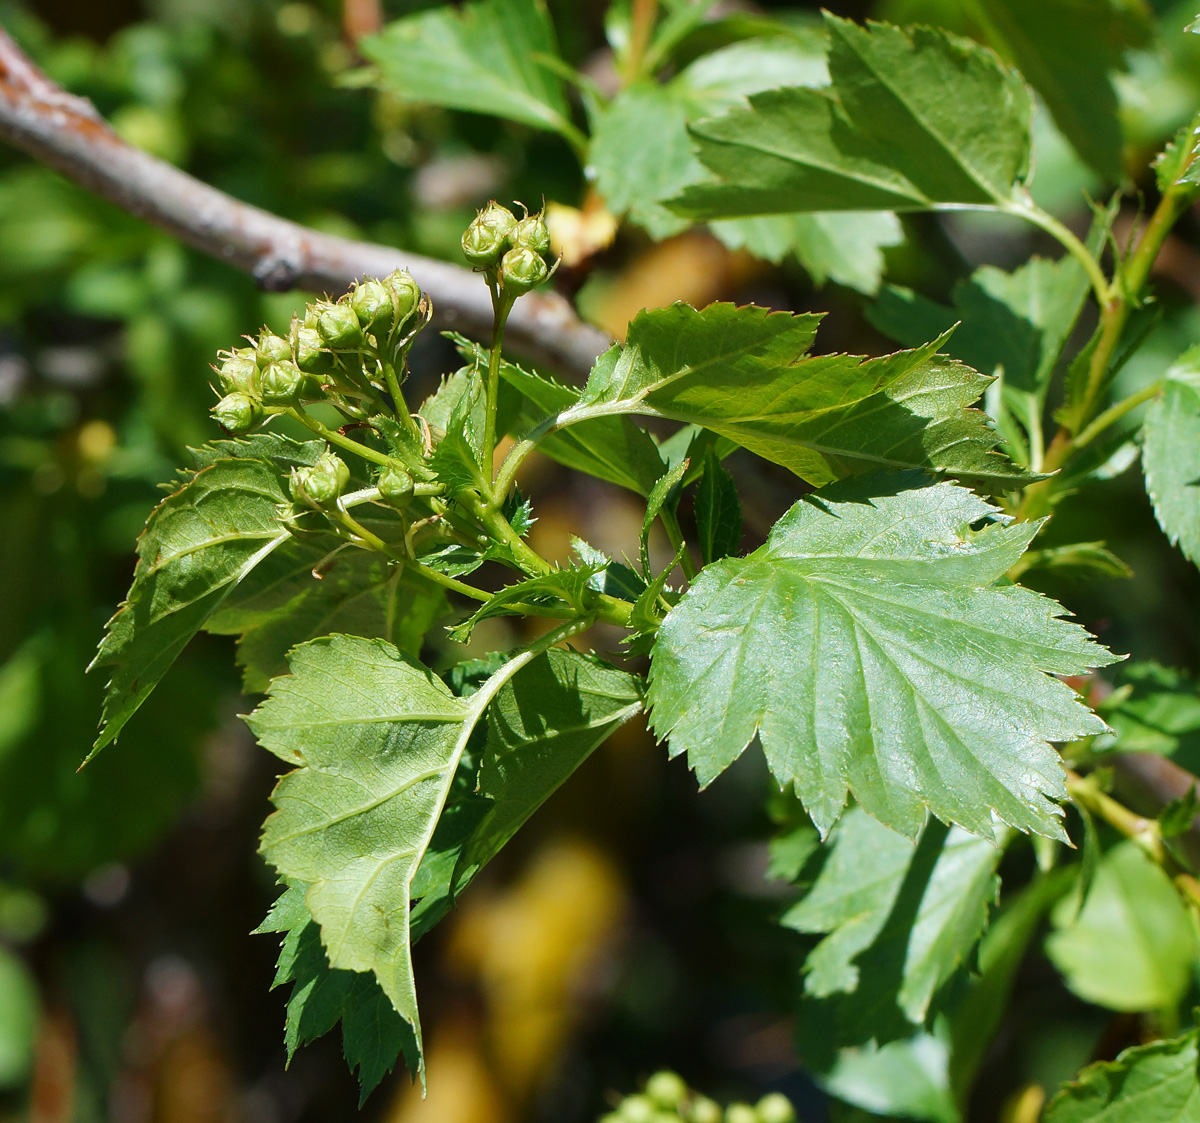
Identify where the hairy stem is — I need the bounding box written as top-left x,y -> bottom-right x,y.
1066,770 -> 1200,911
482,291 -> 516,498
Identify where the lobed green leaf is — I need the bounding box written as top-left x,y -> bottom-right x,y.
648,475 -> 1117,840
572,302 -> 1029,488
1044,1026 -> 1200,1122
90,456 -> 294,754
671,15 -> 1032,221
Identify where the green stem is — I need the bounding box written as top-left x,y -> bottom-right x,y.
1003,198 -> 1113,308
624,0 -> 658,84
481,292 -> 516,499
1071,379 -> 1164,451
285,408 -> 394,469
659,506 -> 698,581
493,436 -> 537,504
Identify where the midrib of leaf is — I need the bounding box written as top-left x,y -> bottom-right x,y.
836,32 -> 1004,205
270,766 -> 448,845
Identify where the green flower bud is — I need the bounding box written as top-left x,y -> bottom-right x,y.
723,1105 -> 757,1123
385,269 -> 421,324
351,279 -> 393,332
310,301 -> 363,349
294,325 -> 331,374
215,355 -> 259,395
754,1095 -> 795,1123
212,392 -> 263,433
259,361 -> 307,406
650,1114 -> 681,1123
290,452 -> 350,507
499,244 -> 549,294
256,332 -> 292,366
689,1097 -> 722,1123
377,464 -> 415,509
646,1072 -> 688,1110
620,1096 -> 656,1123
513,212 -> 551,255
462,202 -> 517,268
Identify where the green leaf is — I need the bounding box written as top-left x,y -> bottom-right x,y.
784,810 -> 1001,1025
1098,662 -> 1200,768
90,457 -> 292,754
572,538 -> 647,602
821,1031 -> 957,1123
589,25 -> 829,239
1045,1028 -> 1200,1122
871,256 -> 1090,404
187,432 -> 325,474
252,636 -> 548,1070
1143,346 -> 1200,568
693,449 -> 742,565
491,344 -> 667,496
1045,841 -> 1197,1012
447,566 -> 599,643
647,475 -> 1116,840
640,459 -> 689,578
588,82 -> 703,239
570,303 -> 1028,488
672,15 -> 1032,221
257,884 -> 417,1100
456,649 -> 642,881
359,0 -> 576,140
973,0 -> 1144,181
205,541 -> 446,693
1154,124 -> 1200,193
712,211 -> 904,295
429,374 -> 489,497
1012,542 -> 1132,582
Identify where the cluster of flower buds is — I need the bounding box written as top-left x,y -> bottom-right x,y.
461,201 -> 556,295
601,1072 -> 797,1123
208,269 -> 426,433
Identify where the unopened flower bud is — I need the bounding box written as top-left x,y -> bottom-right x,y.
215,355 -> 258,395
619,1096 -> 655,1123
384,269 -> 421,324
377,464 -> 415,509
755,1094 -> 796,1123
689,1097 -> 721,1123
513,212 -> 551,255
499,244 -> 549,294
293,325 -> 331,374
256,332 -> 292,366
310,301 -> 363,349
290,452 -> 350,507
212,392 -> 263,433
645,1072 -> 687,1110
259,361 -> 307,406
351,279 -> 393,332
724,1104 -> 758,1123
462,202 -> 517,268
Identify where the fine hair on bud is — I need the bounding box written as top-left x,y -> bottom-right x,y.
211,392 -> 263,433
